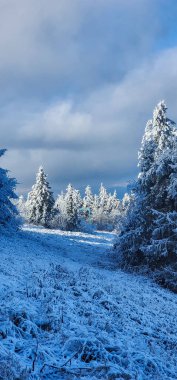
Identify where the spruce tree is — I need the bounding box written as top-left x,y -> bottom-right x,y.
17,195 -> 27,220
55,191 -> 65,212
64,184 -> 79,231
107,191 -> 120,229
52,186 -> 82,230
26,166 -> 54,227
115,101 -> 177,268
90,184 -> 120,230
83,185 -> 94,220
99,183 -> 109,209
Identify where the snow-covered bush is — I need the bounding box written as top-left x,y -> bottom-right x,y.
0,149 -> 19,230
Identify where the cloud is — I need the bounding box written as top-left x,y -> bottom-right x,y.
17,102 -> 92,150
2,45 -> 177,195
0,0 -> 161,99
0,0 -> 177,195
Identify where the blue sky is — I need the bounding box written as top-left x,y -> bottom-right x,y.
1,0 -> 177,196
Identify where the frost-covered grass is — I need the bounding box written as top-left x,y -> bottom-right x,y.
0,226 -> 176,379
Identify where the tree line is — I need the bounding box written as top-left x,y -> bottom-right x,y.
18,173 -> 121,231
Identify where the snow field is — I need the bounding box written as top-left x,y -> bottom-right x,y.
0,227 -> 176,379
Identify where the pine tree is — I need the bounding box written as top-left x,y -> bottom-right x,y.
99,183 -> 109,209
92,184 -> 119,230
83,185 -> 94,220
51,185 -> 82,230
121,192 -> 132,213
92,194 -> 99,225
73,188 -> 83,216
55,191 -> 65,212
106,191 -> 119,213
139,101 -> 176,210
115,101 -> 177,268
17,195 -> 27,220
50,191 -> 65,229
26,166 -> 54,227
96,184 -> 109,229
0,149 -> 18,229
64,184 -> 79,231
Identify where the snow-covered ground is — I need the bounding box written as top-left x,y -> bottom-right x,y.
0,226 -> 177,379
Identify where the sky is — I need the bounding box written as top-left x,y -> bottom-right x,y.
1,0 -> 177,197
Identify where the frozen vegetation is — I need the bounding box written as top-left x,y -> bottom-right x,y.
0,226 -> 177,379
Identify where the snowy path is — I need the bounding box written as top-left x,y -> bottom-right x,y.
0,227 -> 176,379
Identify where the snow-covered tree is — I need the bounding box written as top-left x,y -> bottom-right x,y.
121,192 -> 132,213
99,183 -> 109,209
17,195 -> 27,220
106,191 -> 119,213
52,183 -> 120,231
83,185 -> 94,220
63,184 -> 80,231
0,149 -> 18,229
26,166 -> 54,227
92,184 -> 119,230
92,185 -> 107,229
51,192 -> 65,229
115,192 -> 133,233
73,188 -> 83,217
53,185 -> 82,231
115,101 -> 177,268
55,191 -> 65,212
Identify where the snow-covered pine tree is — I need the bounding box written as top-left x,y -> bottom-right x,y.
115,191 -> 134,231
112,190 -> 120,210
26,166 -> 54,227
104,191 -> 120,229
106,191 -> 119,214
121,192 -> 132,213
63,184 -> 79,231
92,184 -> 116,230
0,149 -> 18,229
55,191 -> 65,212
83,185 -> 94,220
17,195 -> 27,220
99,183 -> 109,209
91,184 -> 120,230
92,185 -> 106,229
115,101 -> 177,268
73,188 -> 83,217
50,191 -> 65,229
139,101 -> 176,210
92,194 -> 99,225
51,186 -> 82,230
115,185 -> 150,266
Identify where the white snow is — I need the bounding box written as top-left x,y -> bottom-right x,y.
0,226 -> 176,379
